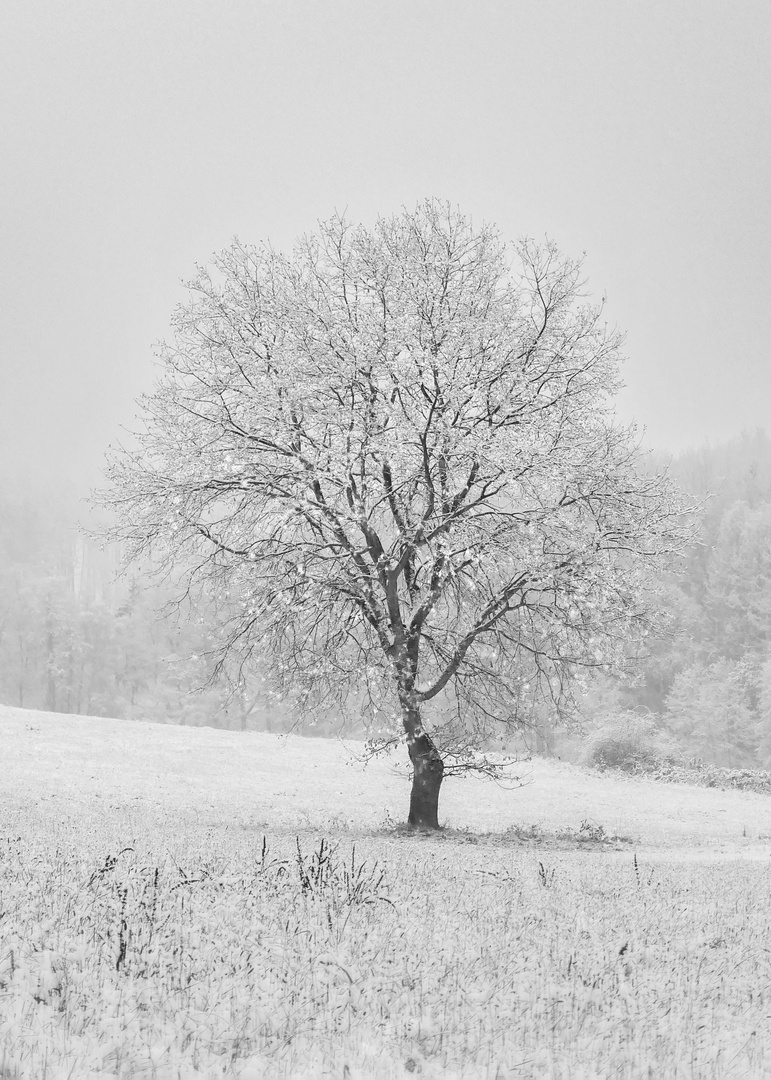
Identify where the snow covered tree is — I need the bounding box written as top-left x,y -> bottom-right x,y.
702,501 -> 771,661
665,658 -> 758,767
755,649 -> 771,768
98,200 -> 691,829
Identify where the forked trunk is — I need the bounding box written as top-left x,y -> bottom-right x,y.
401,700 -> 444,831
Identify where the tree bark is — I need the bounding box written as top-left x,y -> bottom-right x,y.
401,698 -> 444,830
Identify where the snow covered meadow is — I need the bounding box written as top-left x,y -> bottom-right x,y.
3,705 -> 771,1078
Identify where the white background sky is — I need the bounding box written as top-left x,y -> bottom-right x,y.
1,0 -> 769,496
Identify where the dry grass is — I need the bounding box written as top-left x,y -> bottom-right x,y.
2,829 -> 770,1078
2,705 -> 771,1077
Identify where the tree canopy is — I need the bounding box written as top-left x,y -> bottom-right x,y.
100,200 -> 691,827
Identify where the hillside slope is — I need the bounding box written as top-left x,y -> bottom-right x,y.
3,703 -> 771,850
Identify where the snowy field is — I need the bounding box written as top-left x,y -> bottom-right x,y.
2,705 -> 771,1078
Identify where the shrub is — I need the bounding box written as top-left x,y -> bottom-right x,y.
582,715 -> 771,795
647,761 -> 771,795
582,712 -> 684,773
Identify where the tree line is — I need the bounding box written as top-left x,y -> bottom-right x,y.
0,481 -> 287,732
624,429 -> 771,769
3,431 -> 764,769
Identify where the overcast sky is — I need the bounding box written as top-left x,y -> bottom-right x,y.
2,0 -> 769,499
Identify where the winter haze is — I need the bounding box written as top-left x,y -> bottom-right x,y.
1,0 -> 770,500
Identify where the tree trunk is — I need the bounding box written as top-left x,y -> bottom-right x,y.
401,699 -> 444,830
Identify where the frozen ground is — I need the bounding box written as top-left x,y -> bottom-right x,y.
4,704 -> 771,1078
3,703 -> 771,854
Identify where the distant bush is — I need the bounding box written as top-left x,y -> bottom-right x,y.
583,715 -> 771,795
581,712 -> 683,773
646,761 -> 771,796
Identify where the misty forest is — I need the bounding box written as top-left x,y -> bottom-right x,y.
4,430 -> 771,760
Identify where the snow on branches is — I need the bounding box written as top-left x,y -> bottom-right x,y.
99,199 -> 693,757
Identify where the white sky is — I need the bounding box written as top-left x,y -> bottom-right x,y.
1,0 -> 769,495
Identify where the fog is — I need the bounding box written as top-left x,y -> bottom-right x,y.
1,0 -> 770,508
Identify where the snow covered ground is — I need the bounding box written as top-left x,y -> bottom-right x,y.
3,703 -> 771,852
3,704 -> 771,1079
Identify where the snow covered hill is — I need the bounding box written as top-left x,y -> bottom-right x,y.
3,703 -> 771,851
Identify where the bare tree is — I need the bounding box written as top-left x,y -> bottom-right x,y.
98,200 -> 692,829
